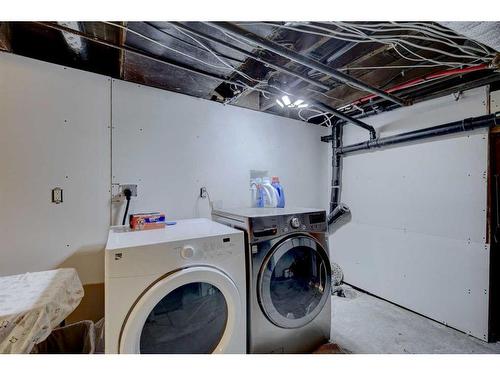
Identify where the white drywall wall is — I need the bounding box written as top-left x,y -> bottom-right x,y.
1,51 -> 493,339
0,52 -> 111,284
328,87 -> 490,340
0,52 -> 329,285
111,79 -> 329,223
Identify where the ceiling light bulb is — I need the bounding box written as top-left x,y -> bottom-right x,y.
282,95 -> 291,106
276,99 -> 284,108
297,103 -> 309,108
293,99 -> 304,106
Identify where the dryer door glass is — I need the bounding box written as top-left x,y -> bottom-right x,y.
259,235 -> 331,329
140,282 -> 228,353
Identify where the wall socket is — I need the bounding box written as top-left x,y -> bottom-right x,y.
119,184 -> 138,197
51,187 -> 63,204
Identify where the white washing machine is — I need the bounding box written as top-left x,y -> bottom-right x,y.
105,218 -> 246,354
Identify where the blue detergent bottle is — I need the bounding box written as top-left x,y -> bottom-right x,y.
272,176 -> 285,208
255,178 -> 265,208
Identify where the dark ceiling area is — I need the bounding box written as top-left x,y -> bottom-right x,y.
0,21 -> 499,126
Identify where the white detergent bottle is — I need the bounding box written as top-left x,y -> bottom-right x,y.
250,179 -> 258,207
262,177 -> 279,207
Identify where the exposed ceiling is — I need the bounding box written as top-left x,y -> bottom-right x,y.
0,21 -> 499,127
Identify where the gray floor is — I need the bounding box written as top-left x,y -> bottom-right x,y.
330,286 -> 500,354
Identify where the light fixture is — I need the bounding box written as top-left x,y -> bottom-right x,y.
276,95 -> 308,109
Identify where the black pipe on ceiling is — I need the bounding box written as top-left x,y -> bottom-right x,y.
314,102 -> 377,139
340,112 -> 500,155
207,22 -> 407,107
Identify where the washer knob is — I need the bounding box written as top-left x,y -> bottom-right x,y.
290,217 -> 301,229
180,245 -> 195,259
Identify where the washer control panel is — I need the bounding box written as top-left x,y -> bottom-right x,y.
249,211 -> 326,242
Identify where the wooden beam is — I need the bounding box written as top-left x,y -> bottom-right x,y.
0,22 -> 11,52
118,22 -> 128,80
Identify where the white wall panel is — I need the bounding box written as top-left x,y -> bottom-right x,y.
0,53 -> 328,286
329,87 -> 490,340
0,52 -> 111,284
111,79 -> 329,223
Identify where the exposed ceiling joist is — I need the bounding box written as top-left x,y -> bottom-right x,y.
207,22 -> 407,107
169,22 -> 332,91
1,21 -> 497,128
35,22 -> 273,97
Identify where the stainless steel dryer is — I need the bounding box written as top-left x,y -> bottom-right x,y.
212,207 -> 331,354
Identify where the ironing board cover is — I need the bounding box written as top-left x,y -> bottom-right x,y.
0,268 -> 84,354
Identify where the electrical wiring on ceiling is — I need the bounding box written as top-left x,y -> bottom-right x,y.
169,24 -> 293,98
298,107 -> 334,127
220,28 -> 262,49
308,22 -> 488,65
239,23 -> 464,69
329,21 -> 493,58
36,20 -> 285,103
335,21 -> 492,56
347,21 -> 493,55
340,22 -> 494,60
392,44 -> 468,67
104,21 -> 291,100
244,20 -> 494,59
144,24 -> 246,65
98,21 -> 496,129
239,22 -> 493,68
170,23 -> 267,85
104,21 -> 235,72
328,22 -> 491,61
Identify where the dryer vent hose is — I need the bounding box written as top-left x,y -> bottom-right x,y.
327,203 -> 350,226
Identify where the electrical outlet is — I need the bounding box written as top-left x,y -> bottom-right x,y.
120,184 -> 138,197
52,187 -> 63,204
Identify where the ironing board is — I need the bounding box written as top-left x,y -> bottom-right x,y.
0,268 -> 84,354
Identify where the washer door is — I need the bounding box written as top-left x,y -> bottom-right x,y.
119,266 -> 241,354
258,235 -> 331,329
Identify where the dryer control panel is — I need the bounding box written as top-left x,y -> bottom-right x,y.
174,235 -> 237,260
106,230 -> 243,278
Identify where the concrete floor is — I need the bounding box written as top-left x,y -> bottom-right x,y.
330,286 -> 500,354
